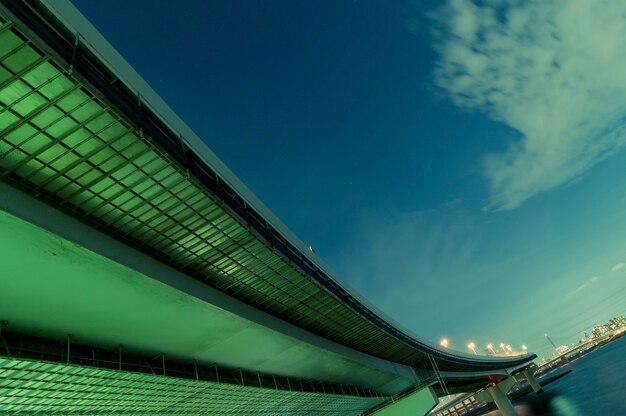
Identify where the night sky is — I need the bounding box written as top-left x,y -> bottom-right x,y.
72,0 -> 626,359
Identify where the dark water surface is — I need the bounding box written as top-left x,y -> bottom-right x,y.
484,335 -> 626,416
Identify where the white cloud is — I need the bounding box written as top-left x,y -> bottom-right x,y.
611,262 -> 625,272
337,202 -> 483,332
433,0 -> 626,210
573,275 -> 600,294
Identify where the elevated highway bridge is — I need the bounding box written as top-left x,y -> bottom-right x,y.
0,1 -> 536,414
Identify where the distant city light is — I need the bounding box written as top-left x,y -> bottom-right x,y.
440,338 -> 449,348
521,345 -> 528,351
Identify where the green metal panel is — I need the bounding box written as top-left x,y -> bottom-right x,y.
0,357 -> 384,415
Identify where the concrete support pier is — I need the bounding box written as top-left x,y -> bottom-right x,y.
372,387 -> 438,415
486,383 -> 518,416
522,368 -> 543,394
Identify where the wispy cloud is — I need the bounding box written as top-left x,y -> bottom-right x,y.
432,0 -> 626,210
611,262 -> 625,272
573,275 -> 601,294
338,202 -> 482,331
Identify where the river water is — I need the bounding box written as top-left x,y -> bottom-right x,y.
483,335 -> 626,415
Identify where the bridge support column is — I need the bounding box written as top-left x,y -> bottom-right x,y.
372,386 -> 438,416
486,383 -> 518,416
522,369 -> 543,394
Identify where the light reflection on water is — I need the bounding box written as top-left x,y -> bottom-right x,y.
482,336 -> 626,415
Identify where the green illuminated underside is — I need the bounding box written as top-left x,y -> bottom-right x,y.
0,15 -> 420,365
0,357 -> 382,415
0,12 -> 419,412
0,202 -> 413,395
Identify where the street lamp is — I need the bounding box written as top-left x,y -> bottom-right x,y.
467,342 -> 477,355
486,343 -> 495,354
440,338 -> 449,348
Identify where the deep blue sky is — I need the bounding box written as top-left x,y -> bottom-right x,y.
72,0 -> 626,359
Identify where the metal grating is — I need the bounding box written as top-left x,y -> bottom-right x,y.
0,356 -> 385,415
0,330 -> 385,400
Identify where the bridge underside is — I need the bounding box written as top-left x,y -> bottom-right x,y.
0,196 -> 407,414
0,198 -> 416,395
0,199 -> 519,412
